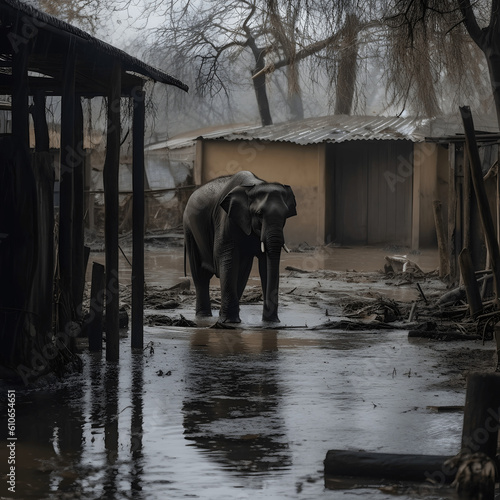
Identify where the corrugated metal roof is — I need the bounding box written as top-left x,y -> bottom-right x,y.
224,115 -> 429,144
151,115 -> 431,151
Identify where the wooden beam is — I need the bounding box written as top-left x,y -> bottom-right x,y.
58,41 -> 76,344
88,262 -> 105,352
131,88 -> 145,349
104,61 -> 121,362
460,106 -> 500,303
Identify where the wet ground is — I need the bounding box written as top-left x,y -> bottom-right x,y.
0,245 -> 497,499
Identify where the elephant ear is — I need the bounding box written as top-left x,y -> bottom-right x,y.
220,185 -> 252,235
284,185 -> 297,218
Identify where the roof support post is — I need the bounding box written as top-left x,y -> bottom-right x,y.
104,61 -> 121,362
72,97 -> 86,319
59,41 -> 76,348
131,87 -> 145,349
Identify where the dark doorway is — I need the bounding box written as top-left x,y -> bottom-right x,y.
325,140 -> 413,246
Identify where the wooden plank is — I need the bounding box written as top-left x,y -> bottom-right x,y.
132,88 -> 145,349
459,248 -> 483,317
104,61 -> 121,362
324,450 -> 454,482
460,107 -> 500,303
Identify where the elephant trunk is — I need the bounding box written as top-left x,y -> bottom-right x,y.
261,221 -> 284,322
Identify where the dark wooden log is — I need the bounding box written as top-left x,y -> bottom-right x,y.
88,262 -> 105,352
72,97 -> 86,318
104,62 -> 121,362
459,248 -> 483,317
324,450 -> 455,483
58,44 -> 76,345
433,200 -> 449,279
448,143 -> 458,284
460,107 -> 500,303
132,88 -> 145,349
461,373 -> 500,458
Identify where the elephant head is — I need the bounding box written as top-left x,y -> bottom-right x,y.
220,182 -> 297,322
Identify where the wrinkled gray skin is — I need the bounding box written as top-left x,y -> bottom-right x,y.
183,171 -> 297,323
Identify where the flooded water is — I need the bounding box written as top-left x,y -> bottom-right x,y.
1,245 -> 480,499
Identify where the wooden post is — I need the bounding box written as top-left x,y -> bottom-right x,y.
461,373 -> 500,458
29,92 -> 54,336
433,200 -> 449,279
58,42 -> 76,344
132,88 -> 145,349
72,97 -> 86,318
459,248 -> 483,317
463,148 -> 471,253
448,143 -> 458,284
88,262 -> 105,352
104,62 -> 121,362
460,106 -> 500,303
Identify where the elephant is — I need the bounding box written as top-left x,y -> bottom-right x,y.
183,170 -> 297,323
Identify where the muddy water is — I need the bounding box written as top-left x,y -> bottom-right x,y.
0,323 -> 479,500
2,246 -> 469,499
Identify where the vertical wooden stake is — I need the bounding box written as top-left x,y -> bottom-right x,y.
459,248 -> 483,317
460,106 -> 500,303
448,143 -> 458,284
104,62 -> 121,362
132,88 -> 145,349
433,200 -> 449,279
88,262 -> 105,352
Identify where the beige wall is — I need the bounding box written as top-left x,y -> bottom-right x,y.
412,142 -> 447,248
201,140 -> 326,245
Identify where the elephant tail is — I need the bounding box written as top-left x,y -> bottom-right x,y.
183,242 -> 187,277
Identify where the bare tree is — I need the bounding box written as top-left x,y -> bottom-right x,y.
28,0 -> 103,33
385,1 -> 495,120
125,0 -> 379,126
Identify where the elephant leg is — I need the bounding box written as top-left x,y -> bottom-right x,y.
185,228 -> 212,317
258,256 -> 267,302
219,251 -> 241,323
237,256 -> 254,300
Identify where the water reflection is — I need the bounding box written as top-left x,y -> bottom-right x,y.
183,330 -> 292,477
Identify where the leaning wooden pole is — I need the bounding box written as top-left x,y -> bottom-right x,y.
433,200 -> 449,279
131,88 -> 145,349
460,106 -> 500,304
104,62 -> 121,362
459,248 -> 483,317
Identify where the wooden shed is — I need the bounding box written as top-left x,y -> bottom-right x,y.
0,0 -> 187,380
147,116 -> 447,249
